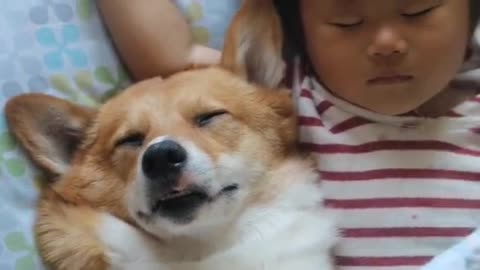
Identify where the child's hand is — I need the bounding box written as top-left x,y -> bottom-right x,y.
188,45 -> 221,69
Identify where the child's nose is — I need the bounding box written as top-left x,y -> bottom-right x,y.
368,26 -> 408,60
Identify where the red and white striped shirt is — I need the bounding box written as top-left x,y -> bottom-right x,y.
294,75 -> 480,270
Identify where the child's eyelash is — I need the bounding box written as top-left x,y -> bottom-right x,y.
402,6 -> 438,18
330,20 -> 364,28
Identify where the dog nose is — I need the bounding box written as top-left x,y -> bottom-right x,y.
142,140 -> 187,180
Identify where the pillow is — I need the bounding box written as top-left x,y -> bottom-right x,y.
174,0 -> 241,50
0,1 -> 127,269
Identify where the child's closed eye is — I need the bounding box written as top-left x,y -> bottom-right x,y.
402,3 -> 442,18
329,18 -> 364,28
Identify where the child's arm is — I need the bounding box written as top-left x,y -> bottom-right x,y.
97,0 -> 221,80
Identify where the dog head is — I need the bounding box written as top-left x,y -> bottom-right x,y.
6,69 -> 295,238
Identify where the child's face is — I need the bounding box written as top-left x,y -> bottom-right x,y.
301,0 -> 470,115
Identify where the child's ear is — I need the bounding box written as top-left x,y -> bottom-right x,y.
5,94 -> 96,177
221,0 -> 285,89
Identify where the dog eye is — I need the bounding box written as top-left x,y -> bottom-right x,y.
115,133 -> 145,148
195,110 -> 228,127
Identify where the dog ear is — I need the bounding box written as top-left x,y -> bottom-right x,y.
260,89 -> 298,150
5,94 -> 96,176
221,0 -> 285,89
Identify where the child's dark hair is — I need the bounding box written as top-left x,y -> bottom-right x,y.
274,0 -> 480,63
472,0 -> 480,33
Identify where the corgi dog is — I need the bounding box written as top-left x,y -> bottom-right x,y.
5,1 -> 336,269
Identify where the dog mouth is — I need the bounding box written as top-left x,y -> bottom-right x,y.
143,184 -> 239,222
152,189 -> 209,215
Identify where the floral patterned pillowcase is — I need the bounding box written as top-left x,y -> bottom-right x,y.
174,0 -> 241,50
0,1 -> 128,269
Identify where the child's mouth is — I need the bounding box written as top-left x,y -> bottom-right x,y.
367,75 -> 414,85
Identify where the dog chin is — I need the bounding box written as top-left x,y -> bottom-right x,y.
126,151 -> 258,239
127,185 -> 247,239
